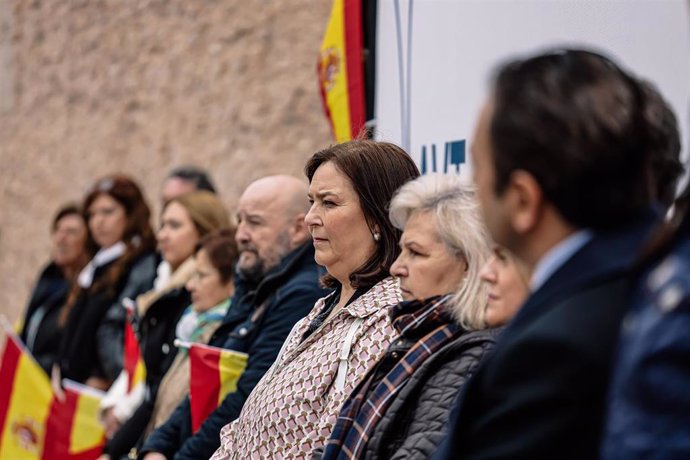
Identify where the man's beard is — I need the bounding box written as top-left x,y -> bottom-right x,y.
237,232 -> 292,283
237,248 -> 266,283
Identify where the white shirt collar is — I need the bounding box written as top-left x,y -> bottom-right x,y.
77,241 -> 127,288
530,230 -> 593,291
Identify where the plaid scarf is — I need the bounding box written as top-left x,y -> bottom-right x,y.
321,294 -> 461,459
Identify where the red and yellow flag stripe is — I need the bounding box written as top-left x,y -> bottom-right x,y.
187,342 -> 248,433
123,314 -> 145,392
0,330 -> 105,459
318,0 -> 366,142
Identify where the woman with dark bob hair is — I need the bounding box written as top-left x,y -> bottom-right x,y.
54,175 -> 158,391
21,203 -> 94,374
211,140 -> 420,459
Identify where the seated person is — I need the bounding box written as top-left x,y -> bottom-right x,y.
210,140 -> 420,459
148,229 -> 238,435
319,174 -> 499,459
601,182 -> 690,459
99,192 -> 231,459
21,203 -> 93,374
479,244 -> 531,327
139,175 -> 327,460
55,175 -> 158,391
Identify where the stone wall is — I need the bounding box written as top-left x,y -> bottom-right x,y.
0,0 -> 333,324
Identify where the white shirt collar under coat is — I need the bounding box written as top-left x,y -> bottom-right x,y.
77,241 -> 127,288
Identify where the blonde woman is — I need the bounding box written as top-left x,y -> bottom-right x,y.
99,191 -> 231,459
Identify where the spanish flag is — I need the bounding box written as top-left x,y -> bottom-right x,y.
177,341 -> 248,433
123,300 -> 145,392
0,328 -> 105,459
318,0 -> 366,142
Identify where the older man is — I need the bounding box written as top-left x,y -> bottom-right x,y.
434,50 -> 670,459
139,175 -> 327,460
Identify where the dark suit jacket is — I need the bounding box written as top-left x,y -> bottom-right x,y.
433,213 -> 659,460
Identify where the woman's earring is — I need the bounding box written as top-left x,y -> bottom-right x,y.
373,232 -> 381,242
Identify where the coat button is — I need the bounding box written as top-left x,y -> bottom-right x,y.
150,318 -> 157,326
162,343 -> 170,354
238,327 -> 248,337
391,351 -> 400,359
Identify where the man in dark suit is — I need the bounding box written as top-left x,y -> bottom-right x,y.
433,49 -> 670,460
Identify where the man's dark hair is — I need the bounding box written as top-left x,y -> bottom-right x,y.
305,140 -> 420,289
52,203 -> 82,232
167,166 -> 216,194
490,49 -> 657,230
639,80 -> 684,210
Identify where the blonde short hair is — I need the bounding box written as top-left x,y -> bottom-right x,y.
389,174 -> 492,330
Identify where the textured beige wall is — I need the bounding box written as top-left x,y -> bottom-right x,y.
0,0 -> 333,325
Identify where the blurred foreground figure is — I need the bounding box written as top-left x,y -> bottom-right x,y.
434,49 -> 669,460
602,186 -> 690,457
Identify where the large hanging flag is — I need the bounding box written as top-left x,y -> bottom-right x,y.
0,325 -> 106,459
122,298 -> 145,392
176,340 -> 248,433
318,0 -> 366,142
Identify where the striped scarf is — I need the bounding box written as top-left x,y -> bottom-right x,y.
321,294 -> 461,459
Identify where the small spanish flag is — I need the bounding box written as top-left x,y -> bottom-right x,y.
122,299 -> 146,392
0,324 -> 105,459
318,0 -> 366,142
177,341 -> 248,433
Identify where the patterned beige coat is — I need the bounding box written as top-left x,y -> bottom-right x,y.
211,277 -> 401,459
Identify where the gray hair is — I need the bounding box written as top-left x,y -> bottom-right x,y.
389,174 -> 492,330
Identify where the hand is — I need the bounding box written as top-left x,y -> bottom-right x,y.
50,365 -> 65,402
96,455 -> 110,460
101,408 -> 122,439
85,376 -> 111,391
143,453 -> 167,460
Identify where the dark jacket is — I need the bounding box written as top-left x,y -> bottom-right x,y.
139,242 -> 328,460
59,252 -> 157,383
20,262 -> 70,374
364,328 -> 500,460
602,235 -> 690,459
433,213 -> 659,460
104,285 -> 192,458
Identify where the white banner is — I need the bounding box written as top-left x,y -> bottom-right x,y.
375,0 -> 690,178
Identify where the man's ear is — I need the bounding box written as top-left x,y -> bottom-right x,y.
506,170 -> 543,235
290,213 -> 309,245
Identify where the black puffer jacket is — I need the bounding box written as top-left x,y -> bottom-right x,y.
103,283 -> 192,459
364,327 -> 501,460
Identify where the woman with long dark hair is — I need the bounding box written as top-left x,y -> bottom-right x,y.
54,175 -> 158,391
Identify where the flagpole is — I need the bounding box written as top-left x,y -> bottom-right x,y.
0,314 -> 14,336
174,339 -> 192,350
